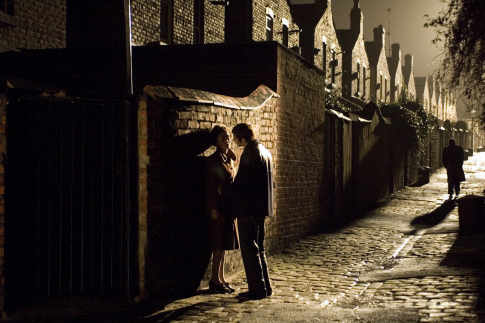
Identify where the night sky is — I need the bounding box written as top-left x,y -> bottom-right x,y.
332,0 -> 444,80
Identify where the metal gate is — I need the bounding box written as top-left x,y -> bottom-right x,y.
5,95 -> 138,304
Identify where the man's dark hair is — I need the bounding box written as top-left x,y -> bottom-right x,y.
210,125 -> 231,146
232,123 -> 255,142
449,138 -> 456,146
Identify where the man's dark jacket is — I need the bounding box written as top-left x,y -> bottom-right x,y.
442,144 -> 466,183
226,139 -> 273,218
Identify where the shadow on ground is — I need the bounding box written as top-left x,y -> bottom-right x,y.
441,233 -> 485,322
407,199 -> 456,235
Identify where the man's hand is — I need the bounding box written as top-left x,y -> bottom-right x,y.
211,209 -> 219,219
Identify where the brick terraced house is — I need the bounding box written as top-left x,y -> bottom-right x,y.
387,43 -> 404,103
365,25 -> 391,104
0,0 -> 466,317
402,54 -> 416,100
336,0 -> 370,106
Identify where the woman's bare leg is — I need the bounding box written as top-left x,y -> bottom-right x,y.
219,251 -> 226,283
211,250 -> 224,283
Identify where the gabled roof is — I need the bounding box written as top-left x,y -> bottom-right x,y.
387,56 -> 400,77
364,42 -> 382,66
414,77 -> 428,97
402,66 -> 412,86
336,29 -> 358,51
289,0 -> 328,28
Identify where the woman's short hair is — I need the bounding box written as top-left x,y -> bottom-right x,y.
232,123 -> 254,142
210,125 -> 231,146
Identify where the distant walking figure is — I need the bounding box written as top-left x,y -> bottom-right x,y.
442,138 -> 465,199
226,123 -> 273,300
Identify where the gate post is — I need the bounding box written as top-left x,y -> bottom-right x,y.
0,95 -> 6,316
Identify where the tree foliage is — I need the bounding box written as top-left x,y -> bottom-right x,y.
325,88 -> 347,113
381,99 -> 436,163
453,120 -> 468,131
426,0 -> 485,124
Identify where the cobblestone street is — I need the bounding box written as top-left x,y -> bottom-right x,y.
142,152 -> 485,323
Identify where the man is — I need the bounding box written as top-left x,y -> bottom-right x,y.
442,138 -> 466,199
227,123 -> 273,300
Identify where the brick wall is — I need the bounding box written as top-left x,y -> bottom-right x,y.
251,0 -> 299,48
0,0 -> 65,49
131,0 -> 224,46
172,1 -> 194,44
138,97 -> 277,297
354,37 -> 370,102
314,3 -> 342,93
131,0 -> 160,46
136,42 -> 326,297
203,0 -> 225,44
272,45 -> 326,250
369,47 -> 391,104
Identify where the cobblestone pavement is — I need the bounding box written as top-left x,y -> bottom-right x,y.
141,153 -> 485,323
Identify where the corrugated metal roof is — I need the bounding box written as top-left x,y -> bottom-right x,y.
143,84 -> 279,110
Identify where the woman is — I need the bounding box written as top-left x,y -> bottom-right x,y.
206,125 -> 239,293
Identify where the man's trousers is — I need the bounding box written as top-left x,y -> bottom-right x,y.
237,216 -> 271,297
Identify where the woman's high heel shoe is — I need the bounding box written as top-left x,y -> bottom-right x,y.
222,282 -> 235,293
209,280 -> 231,294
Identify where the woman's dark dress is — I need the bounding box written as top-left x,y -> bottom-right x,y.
206,148 -> 239,251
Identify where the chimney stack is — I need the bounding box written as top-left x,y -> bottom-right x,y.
350,0 -> 363,35
391,43 -> 401,59
405,54 -> 413,69
373,25 -> 385,48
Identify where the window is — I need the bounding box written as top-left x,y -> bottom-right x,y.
0,0 -> 13,15
385,77 -> 388,102
331,49 -> 336,84
194,0 -> 204,44
160,0 -> 173,44
356,63 -> 361,94
266,8 -> 273,41
322,36 -> 327,76
380,74 -> 383,99
282,18 -> 289,47
363,67 -> 367,97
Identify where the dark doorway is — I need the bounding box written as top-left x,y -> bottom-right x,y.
5,95 -> 138,307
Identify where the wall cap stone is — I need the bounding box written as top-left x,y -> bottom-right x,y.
142,84 -> 279,110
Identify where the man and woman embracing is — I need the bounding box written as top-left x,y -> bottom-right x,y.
206,123 -> 273,300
